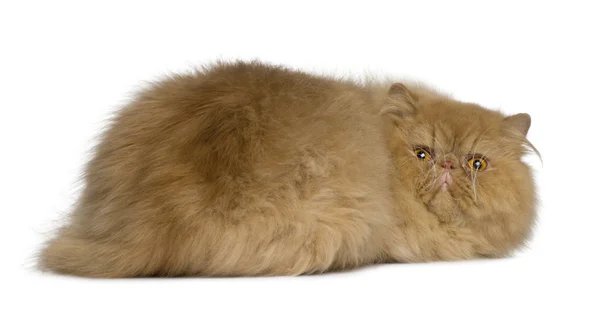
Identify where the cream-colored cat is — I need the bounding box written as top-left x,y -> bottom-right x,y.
39,61 -> 537,277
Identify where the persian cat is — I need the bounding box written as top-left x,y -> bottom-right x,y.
39,61 -> 538,277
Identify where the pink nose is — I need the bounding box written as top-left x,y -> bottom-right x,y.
442,160 -> 455,169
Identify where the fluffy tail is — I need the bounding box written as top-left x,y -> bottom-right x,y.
38,230 -> 164,278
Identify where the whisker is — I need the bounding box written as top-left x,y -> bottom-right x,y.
418,131 -> 445,191
420,163 -> 439,191
469,126 -> 493,203
472,145 -> 495,204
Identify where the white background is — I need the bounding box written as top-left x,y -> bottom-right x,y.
1,1 -> 599,321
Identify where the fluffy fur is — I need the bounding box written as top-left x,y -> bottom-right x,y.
39,61 -> 537,277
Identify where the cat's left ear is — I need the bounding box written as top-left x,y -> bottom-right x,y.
382,83 -> 417,119
504,113 -> 531,136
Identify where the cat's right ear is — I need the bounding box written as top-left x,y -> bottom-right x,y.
504,113 -> 531,137
381,83 -> 417,119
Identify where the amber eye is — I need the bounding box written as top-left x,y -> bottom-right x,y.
467,157 -> 488,171
414,148 -> 432,161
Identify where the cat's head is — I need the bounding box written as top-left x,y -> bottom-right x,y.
383,83 -> 538,254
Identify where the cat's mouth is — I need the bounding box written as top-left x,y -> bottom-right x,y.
436,172 -> 453,191
420,172 -> 463,219
419,171 -> 459,209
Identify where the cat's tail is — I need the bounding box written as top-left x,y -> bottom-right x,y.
38,229 -> 164,278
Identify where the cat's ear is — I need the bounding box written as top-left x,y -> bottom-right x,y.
382,83 -> 417,119
504,113 -> 531,136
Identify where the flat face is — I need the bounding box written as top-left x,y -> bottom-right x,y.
390,95 -> 534,222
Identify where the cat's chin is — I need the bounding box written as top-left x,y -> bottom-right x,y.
427,180 -> 455,197
422,186 -> 449,203
419,181 -> 463,220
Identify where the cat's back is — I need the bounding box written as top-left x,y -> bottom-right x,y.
104,61 -> 385,180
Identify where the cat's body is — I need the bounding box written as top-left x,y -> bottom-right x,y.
40,61 -> 537,277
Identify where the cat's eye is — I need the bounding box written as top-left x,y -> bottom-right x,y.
414,148 -> 432,161
467,156 -> 488,171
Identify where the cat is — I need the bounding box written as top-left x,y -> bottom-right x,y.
39,61 -> 538,277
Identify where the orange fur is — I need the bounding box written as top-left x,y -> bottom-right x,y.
39,61 -> 537,277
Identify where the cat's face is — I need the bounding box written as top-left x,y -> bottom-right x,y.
384,84 -> 537,249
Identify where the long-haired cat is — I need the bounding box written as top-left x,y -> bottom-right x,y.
39,61 -> 538,277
